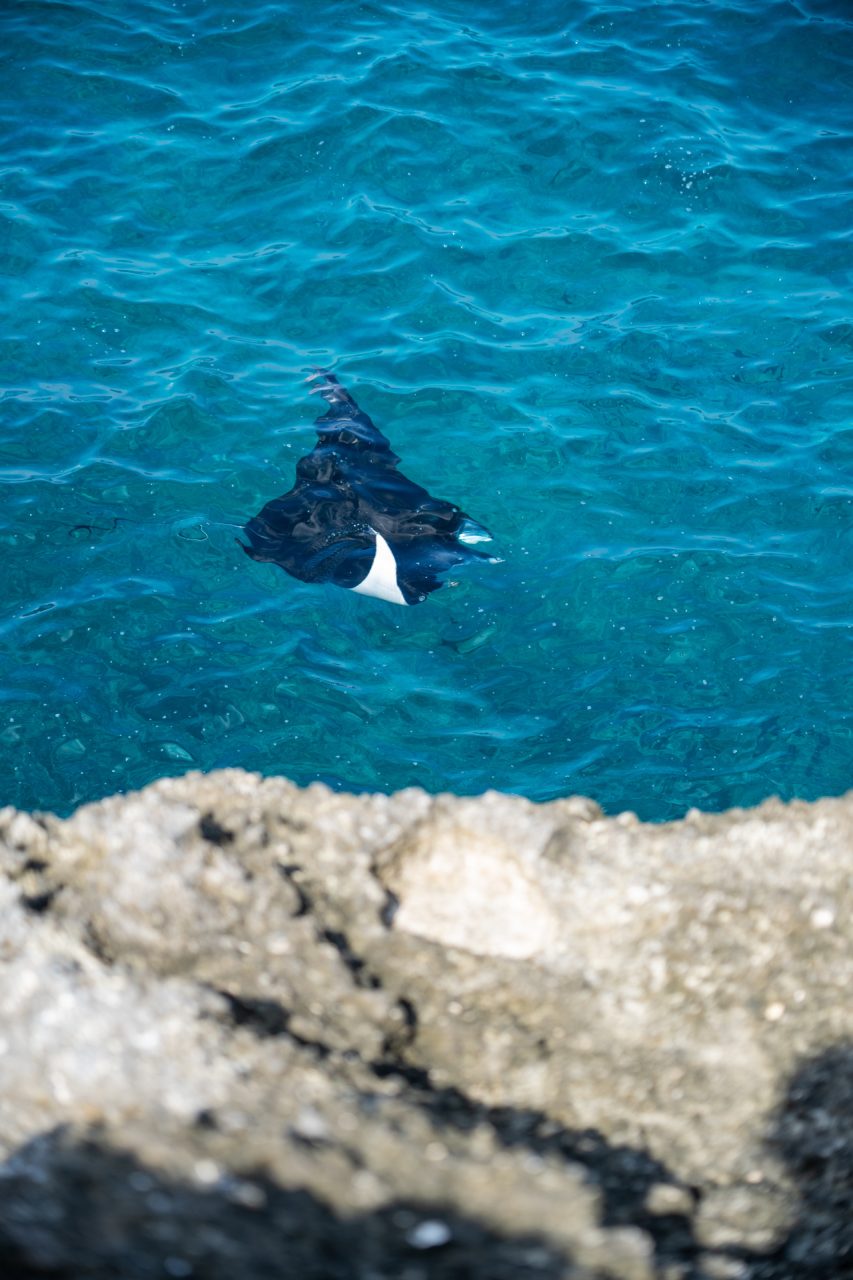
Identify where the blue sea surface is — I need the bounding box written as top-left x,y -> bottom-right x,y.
1,0 -> 851,821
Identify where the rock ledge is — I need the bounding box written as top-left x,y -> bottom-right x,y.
0,772 -> 851,1279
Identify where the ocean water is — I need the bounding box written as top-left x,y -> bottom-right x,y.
1,0 -> 851,821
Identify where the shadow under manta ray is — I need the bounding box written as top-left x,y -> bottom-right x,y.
239,371 -> 496,606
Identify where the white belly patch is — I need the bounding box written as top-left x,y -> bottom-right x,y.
350,530 -> 408,606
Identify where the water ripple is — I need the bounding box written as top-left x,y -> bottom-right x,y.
1,0 -> 851,818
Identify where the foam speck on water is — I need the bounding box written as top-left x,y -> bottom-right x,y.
0,0 -> 851,820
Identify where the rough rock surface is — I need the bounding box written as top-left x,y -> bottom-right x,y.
0,771 -> 851,1279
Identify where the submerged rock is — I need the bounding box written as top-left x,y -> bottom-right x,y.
0,772 -> 851,1278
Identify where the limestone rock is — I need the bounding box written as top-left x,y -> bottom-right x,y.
0,773 -> 851,1278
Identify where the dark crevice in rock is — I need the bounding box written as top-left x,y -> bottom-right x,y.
3,855 -> 61,917
397,997 -> 417,1033
320,928 -> 382,991
485,1108 -> 700,1264
215,991 -> 330,1059
21,857 -> 49,876
287,1128 -> 333,1153
219,992 -> 289,1037
275,863 -> 310,917
379,888 -> 399,929
198,813 -> 235,845
20,888 -> 58,915
369,1057 -> 702,1271
372,1058 -> 431,1090
272,865 -> 389,997
379,998 -> 418,1062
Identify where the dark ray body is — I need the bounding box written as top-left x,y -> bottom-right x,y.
240,373 -> 494,606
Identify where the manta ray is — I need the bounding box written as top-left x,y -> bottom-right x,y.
239,371 -> 495,606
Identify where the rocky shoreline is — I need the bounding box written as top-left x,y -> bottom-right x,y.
0,771 -> 851,1278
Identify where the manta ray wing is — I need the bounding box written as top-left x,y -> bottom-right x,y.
240,371 -> 494,606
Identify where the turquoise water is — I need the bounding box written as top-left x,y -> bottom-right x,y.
1,0 -> 851,821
